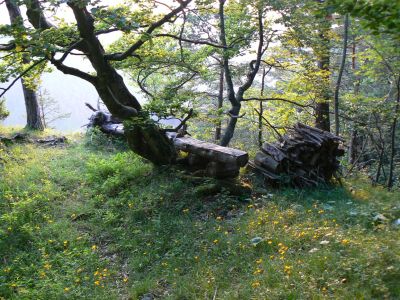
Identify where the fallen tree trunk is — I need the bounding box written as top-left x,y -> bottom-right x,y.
86,105 -> 248,178
86,104 -> 124,137
0,133 -> 67,146
249,123 -> 345,187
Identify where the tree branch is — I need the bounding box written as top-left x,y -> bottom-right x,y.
50,58 -> 97,84
242,97 -> 313,108
0,43 -> 16,51
152,34 -> 225,48
254,108 -> 283,139
0,58 -> 46,98
104,0 -> 192,61
236,8 -> 265,99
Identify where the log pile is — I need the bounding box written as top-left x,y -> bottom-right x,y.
250,123 -> 345,187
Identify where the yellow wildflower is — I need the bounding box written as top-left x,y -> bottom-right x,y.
253,268 -> 264,275
284,265 -> 292,275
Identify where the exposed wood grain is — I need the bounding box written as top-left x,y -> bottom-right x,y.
250,123 -> 344,187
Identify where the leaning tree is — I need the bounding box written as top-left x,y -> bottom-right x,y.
1,0 -> 211,164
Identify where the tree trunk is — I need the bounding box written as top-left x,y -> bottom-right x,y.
21,0 -> 193,163
314,12 -> 331,132
333,14 -> 349,136
218,1 -> 264,146
21,79 -> 44,130
220,105 -> 241,146
387,76 -> 400,188
5,0 -> 44,131
348,38 -> 361,164
315,61 -> 331,131
258,67 -> 267,148
215,65 -> 224,141
374,147 -> 384,184
125,123 -> 177,165
66,2 -> 177,164
348,129 -> 358,164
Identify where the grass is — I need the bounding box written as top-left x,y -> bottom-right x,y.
0,130 -> 399,299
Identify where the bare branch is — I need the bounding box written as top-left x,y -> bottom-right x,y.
162,108 -> 194,132
227,112 -> 246,118
50,58 -> 97,84
242,97 -> 313,108
0,43 -> 16,51
254,108 -> 283,139
85,102 -> 97,112
153,34 -> 225,48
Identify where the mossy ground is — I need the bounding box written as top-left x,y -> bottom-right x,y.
0,130 -> 399,299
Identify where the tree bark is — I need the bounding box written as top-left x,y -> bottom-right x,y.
314,11 -> 332,132
258,67 -> 267,148
5,0 -> 44,130
21,78 -> 44,130
215,64 -> 224,141
387,76 -> 400,188
333,14 -> 349,136
348,38 -> 361,164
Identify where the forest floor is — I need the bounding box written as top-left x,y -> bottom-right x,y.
0,128 -> 399,299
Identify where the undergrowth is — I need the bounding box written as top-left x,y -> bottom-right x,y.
0,130 -> 399,299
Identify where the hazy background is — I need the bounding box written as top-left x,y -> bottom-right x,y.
0,0 -> 136,132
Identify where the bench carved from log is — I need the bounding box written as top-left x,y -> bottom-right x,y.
86,105 -> 248,178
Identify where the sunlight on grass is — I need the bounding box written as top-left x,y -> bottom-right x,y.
0,137 -> 399,299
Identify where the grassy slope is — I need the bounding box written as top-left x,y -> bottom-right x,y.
0,135 -> 399,299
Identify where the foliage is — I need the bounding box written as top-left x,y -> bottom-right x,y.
0,99 -> 9,121
328,0 -> 400,39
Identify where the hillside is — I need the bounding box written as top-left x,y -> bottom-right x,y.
0,131 -> 399,299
